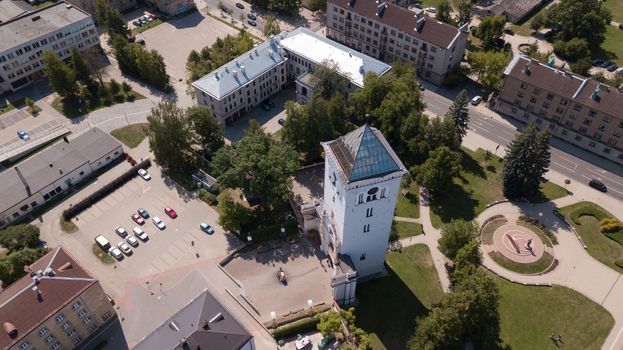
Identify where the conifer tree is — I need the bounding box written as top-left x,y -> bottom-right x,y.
445,89 -> 470,145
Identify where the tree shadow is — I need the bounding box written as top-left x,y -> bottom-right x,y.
460,149 -> 487,178
169,8 -> 205,29
591,46 -> 618,62
429,182 -> 479,224
233,238 -> 320,265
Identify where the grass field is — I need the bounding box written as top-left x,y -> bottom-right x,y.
392,220 -> 424,240
597,25 -> 623,65
0,97 -> 25,116
111,123 -> 148,148
356,245 -> 443,350
489,251 -> 554,274
496,277 -> 614,349
91,244 -> 114,264
481,217 -> 508,245
560,202 -> 623,273
59,218 -> 78,233
395,181 -> 420,219
604,0 -> 623,24
52,82 -> 144,117
132,19 -> 164,34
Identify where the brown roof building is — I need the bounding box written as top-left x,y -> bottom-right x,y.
495,55 -> 623,166
326,0 -> 468,84
0,246 -> 116,350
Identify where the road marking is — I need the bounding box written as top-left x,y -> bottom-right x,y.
552,162 -> 576,173
143,186 -> 151,194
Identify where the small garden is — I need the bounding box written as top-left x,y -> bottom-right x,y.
52,80 -> 144,118
59,218 -> 78,233
91,243 -> 114,264
0,97 -> 25,116
560,202 -> 623,272
390,220 -> 423,241
395,178 -> 420,219
110,123 -> 148,148
489,251 -> 555,275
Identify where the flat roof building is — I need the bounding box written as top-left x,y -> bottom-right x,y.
0,1 -> 99,93
0,246 -> 117,350
0,0 -> 26,23
494,55 -> 623,166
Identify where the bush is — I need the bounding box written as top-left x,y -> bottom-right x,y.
553,38 -> 589,61
273,316 -> 321,339
619,23 -> 623,30
246,220 -> 299,244
518,215 -> 558,245
599,218 -> 623,234
198,188 -> 218,206
62,159 -> 151,220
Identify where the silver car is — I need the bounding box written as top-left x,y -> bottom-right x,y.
109,247 -> 124,260
118,241 -> 133,255
125,235 -> 139,247
133,227 -> 149,241
152,216 -> 166,230
115,226 -> 128,238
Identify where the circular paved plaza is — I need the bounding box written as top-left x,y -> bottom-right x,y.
492,223 -> 546,264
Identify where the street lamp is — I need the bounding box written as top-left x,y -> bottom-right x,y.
247,235 -> 252,245
280,226 -> 286,238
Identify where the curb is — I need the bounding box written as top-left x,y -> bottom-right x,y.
481,264 -> 553,287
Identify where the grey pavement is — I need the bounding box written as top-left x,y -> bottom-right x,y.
418,188 -> 451,292
393,216 -> 421,224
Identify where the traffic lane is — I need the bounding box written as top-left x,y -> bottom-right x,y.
209,0 -> 265,28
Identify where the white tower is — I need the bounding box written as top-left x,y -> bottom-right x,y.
320,125 -> 407,280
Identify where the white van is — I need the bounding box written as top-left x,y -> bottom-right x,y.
95,234 -> 111,250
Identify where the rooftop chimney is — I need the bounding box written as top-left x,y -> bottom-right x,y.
359,64 -> 365,74
232,70 -> 238,79
33,286 -> 42,302
241,65 -> 246,74
44,267 -> 54,277
376,3 -> 387,17
48,162 -> 53,167
14,166 -> 31,196
3,322 -> 17,339
415,17 -> 425,32
214,72 -> 219,80
591,85 -> 601,101
58,262 -> 73,272
59,168 -> 63,174
32,275 -> 40,285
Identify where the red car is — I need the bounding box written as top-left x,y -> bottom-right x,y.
131,213 -> 145,225
164,207 -> 177,218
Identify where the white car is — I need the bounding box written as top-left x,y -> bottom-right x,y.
125,235 -> 139,247
108,247 -> 124,260
152,216 -> 166,230
114,226 -> 128,238
118,241 -> 133,255
138,169 -> 151,181
471,96 -> 482,105
425,7 -> 437,13
132,227 -> 149,241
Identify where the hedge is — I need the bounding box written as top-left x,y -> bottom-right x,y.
272,315 -> 321,339
569,205 -> 609,225
62,159 -> 151,220
198,188 -> 218,206
246,220 -> 299,244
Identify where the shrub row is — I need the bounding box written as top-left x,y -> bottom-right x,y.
569,205 -> 609,225
272,315 -> 321,339
481,214 -> 506,229
62,159 -> 151,220
599,218 -> 623,234
519,215 -> 558,245
198,188 -> 218,206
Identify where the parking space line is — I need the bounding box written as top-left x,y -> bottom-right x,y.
88,206 -> 104,218
143,186 -> 151,194
110,189 -> 127,201
175,240 -> 194,254
97,200 -> 112,212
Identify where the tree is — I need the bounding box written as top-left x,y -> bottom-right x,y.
545,0 -> 612,46
456,0 -> 472,26
106,9 -> 127,35
399,112 -> 430,166
438,220 -> 478,260
307,0 -> 326,11
317,310 -> 343,338
82,47 -> 106,86
0,224 -> 40,252
476,15 -> 505,48
436,1 -> 455,25
94,0 -> 109,25
571,57 -> 592,76
349,72 -> 392,121
414,146 -> 461,194
317,308 -> 369,349
42,51 -> 78,98
212,120 -> 299,211
263,15 -> 281,36
146,102 -> 194,175
110,79 -> 121,95
25,97 -> 35,111
553,38 -> 589,61
453,239 -> 482,272
186,106 -> 224,157
530,12 -> 545,32
467,50 -> 511,92
217,192 -> 251,233
136,49 -> 170,91
70,48 -> 92,86
0,248 -> 45,287
502,123 -> 551,198
310,60 -> 349,100
122,81 -> 132,93
445,89 -> 469,144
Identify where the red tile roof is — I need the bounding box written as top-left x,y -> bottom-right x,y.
327,0 -> 466,48
0,247 -> 96,349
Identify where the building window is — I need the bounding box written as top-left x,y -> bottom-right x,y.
55,186 -> 61,193
102,311 -> 112,321
533,88 -> 541,95
38,326 -> 49,336
62,322 -> 71,331
358,193 -> 364,204
87,324 -> 98,333
360,253 -> 366,261
363,224 -> 370,233
546,93 -> 554,100
573,104 -> 582,112
589,141 -> 596,147
72,301 -> 82,310
51,342 -> 61,350
589,110 -> 597,117
575,135 -> 583,142
366,208 -> 373,217
561,130 -> 568,136
67,329 -> 76,337
604,148 -> 612,154
44,335 -> 55,344
366,187 -> 378,202
73,337 -> 81,344
18,341 -> 31,350
55,314 -> 65,323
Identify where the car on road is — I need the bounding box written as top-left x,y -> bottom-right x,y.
419,83 -> 425,91
131,213 -> 145,225
125,235 -> 139,247
115,226 -> 128,238
164,207 -> 177,218
470,96 -> 482,105
200,223 -> 215,234
413,3 -> 423,8
425,7 -> 436,13
132,20 -> 141,26
607,64 -> 619,72
247,13 -> 256,20
137,39 -> 146,46
236,2 -> 244,9
152,216 -> 166,230
17,130 -> 29,140
589,179 -> 607,192
118,241 -> 133,255
138,168 -> 151,180
278,118 -> 286,126
601,61 -> 613,68
109,246 -> 124,260
503,28 -> 514,35
133,227 -> 149,241
247,20 -> 257,26
138,208 -> 149,219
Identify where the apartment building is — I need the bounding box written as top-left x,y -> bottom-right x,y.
192,27 -> 391,124
66,0 -> 137,16
495,55 -> 623,166
0,246 -> 117,350
0,1 -> 99,93
325,0 -> 468,85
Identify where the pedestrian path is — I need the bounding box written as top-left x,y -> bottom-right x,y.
418,188 -> 451,292
393,216 -> 421,224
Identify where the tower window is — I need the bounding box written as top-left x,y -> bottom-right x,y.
380,188 -> 386,198
363,224 -> 370,233
366,207 -> 373,217
358,193 -> 364,204
360,253 -> 366,261
367,187 -> 378,202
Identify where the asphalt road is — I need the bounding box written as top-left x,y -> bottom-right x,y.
423,90 -> 623,201
205,0 -> 265,29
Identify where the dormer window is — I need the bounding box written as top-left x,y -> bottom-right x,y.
367,187 -> 378,202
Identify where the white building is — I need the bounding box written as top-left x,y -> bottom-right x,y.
0,128 -> 123,228
303,125 -> 407,305
0,1 -> 99,93
192,28 -> 391,124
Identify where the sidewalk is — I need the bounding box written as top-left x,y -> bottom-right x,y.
418,188 -> 451,292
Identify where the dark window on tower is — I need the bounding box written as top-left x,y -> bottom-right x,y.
366,207 -> 373,217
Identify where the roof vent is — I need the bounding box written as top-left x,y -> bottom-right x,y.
241,65 -> 246,74
347,0 -> 356,6
58,262 -> 73,272
44,267 -> 54,277
209,313 -> 224,323
359,64 -> 365,74
32,15 -> 41,22
32,275 -> 40,285
376,3 -> 387,17
522,62 -> 531,76
214,72 -> 219,80
48,162 -> 53,167
232,70 -> 238,79
591,85 -> 601,102
33,286 -> 42,302
255,48 -> 258,56
268,50 -> 274,58
235,60 -> 240,67
415,17 -> 425,32
3,322 -> 17,339
348,51 -> 352,57
66,4 -> 73,8
59,168 -> 63,174
225,66 -> 229,73
202,320 -> 210,330
169,321 -> 180,331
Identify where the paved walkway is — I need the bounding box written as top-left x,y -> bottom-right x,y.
417,188 -> 451,292
393,216 -> 421,224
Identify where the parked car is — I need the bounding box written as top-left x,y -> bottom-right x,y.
615,67 -> 623,74
95,235 -> 111,250
503,27 -> 514,35
419,83 -> 425,91
138,168 -> 151,180
17,130 -> 29,140
592,59 -> 604,66
247,20 -> 257,26
118,241 -> 133,255
125,235 -> 139,247
152,216 -> 166,230
589,179 -> 607,192
109,246 -> 124,260
247,13 -> 256,20
133,227 -> 149,241
236,2 -> 244,9
266,99 -> 275,108
137,39 -> 146,46
425,7 -> 436,13
200,223 -> 215,234
164,207 -> 177,218
132,20 -> 141,26
607,64 -> 619,72
221,5 -> 230,12
413,3 -> 423,8
470,96 -> 482,105
278,118 -> 286,126
138,208 -> 149,219
131,213 -> 145,225
601,61 -> 613,68
115,226 -> 128,238
261,102 -> 271,111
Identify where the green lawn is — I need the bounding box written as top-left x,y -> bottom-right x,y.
91,244 -> 114,264
132,19 -> 164,34
429,148 -> 567,228
496,277 -> 614,349
489,251 -> 554,274
52,82 -> 144,117
391,220 -> 424,240
0,97 -> 25,116
481,217 -> 508,245
560,202 -> 623,273
604,0 -> 623,24
594,25 -> 623,65
110,123 -> 148,148
395,181 -> 420,219
356,245 -> 443,350
59,218 -> 78,233
508,4 -> 549,36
